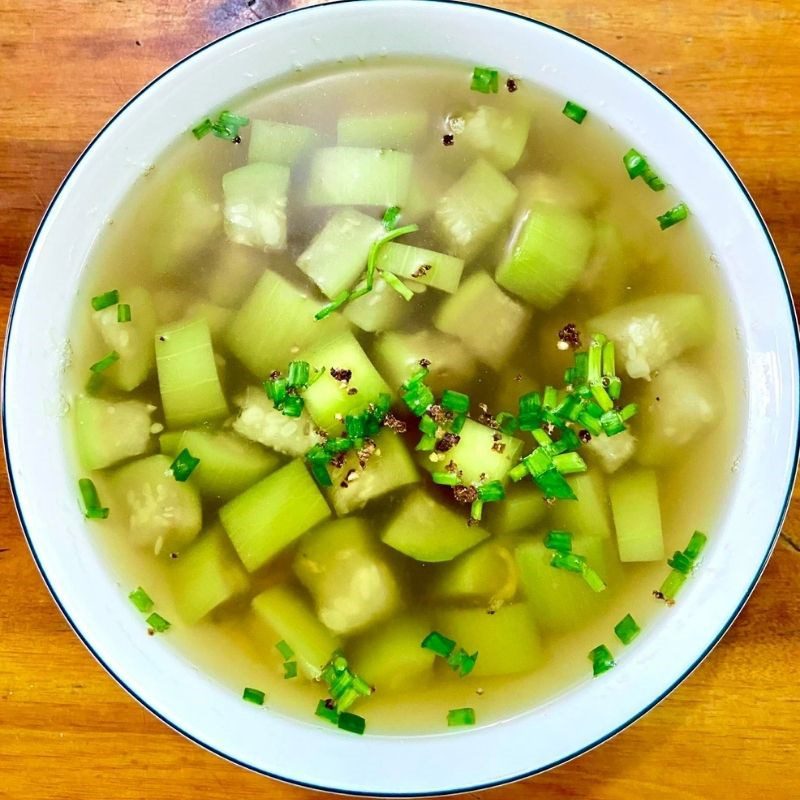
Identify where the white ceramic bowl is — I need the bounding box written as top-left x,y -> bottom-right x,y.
4,0 -> 799,794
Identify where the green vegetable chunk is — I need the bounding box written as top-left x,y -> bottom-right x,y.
496,203 -> 594,310
381,488 -> 489,562
169,523 -> 249,623
460,106 -> 530,172
155,317 -> 228,428
609,468 -> 664,562
337,111 -> 428,149
294,518 -> 402,635
485,483 -> 547,534
343,273 -> 416,333
375,242 -> 465,293
248,119 -> 319,165
550,470 -> 613,539
220,459 -> 331,572
436,603 -> 544,676
584,428 -> 637,474
252,585 -> 340,679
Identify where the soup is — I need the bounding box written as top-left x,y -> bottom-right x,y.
66,60 -> 742,734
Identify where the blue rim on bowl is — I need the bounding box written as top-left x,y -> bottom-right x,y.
3,0 -> 799,794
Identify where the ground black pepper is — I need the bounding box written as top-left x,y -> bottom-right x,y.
558,323 -> 582,349
442,133 -> 455,146
506,77 -> 518,92
330,367 -> 352,383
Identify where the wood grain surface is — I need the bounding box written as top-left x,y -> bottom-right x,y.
1,1 -> 798,797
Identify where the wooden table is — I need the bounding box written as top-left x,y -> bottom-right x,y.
1,1 -> 798,797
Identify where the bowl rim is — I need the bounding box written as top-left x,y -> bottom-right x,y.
3,0 -> 799,795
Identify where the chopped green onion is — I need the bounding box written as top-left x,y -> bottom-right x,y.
382,206 -> 401,230
600,410 -> 626,437
402,382 -> 434,416
552,452 -> 587,475
471,66 -> 499,94
532,427 -> 553,448
315,289 -> 350,321
381,270 -> 414,301
146,612 -> 171,633
421,631 -> 456,658
470,498 -> 484,522
643,167 -> 666,192
562,100 -> 588,124
657,202 -> 689,230
306,447 -> 333,488
542,385 -> 559,410
623,148 -> 648,179
450,413 -> 467,435
432,471 -> 460,486
581,565 -> 607,593
128,586 -> 154,613
193,109 -> 250,142
117,303 -> 132,323
283,661 -> 298,679
281,395 -> 304,418
550,551 -> 586,574
243,687 -> 266,705
367,223 -> 419,289
170,448 -> 200,482
287,360 -> 310,388
91,289 -> 119,311
447,707 -> 476,727
614,613 -> 641,645
620,403 -> 638,422
191,118 -> 214,139
589,644 -> 615,676
684,530 -> 708,561
544,530 -> 572,553
667,550 -> 694,575
419,414 -> 437,435
89,350 -> 120,373
446,648 -> 478,677
78,477 -> 109,519
477,480 -> 505,502
659,569 -> 687,602
495,411 -> 518,434
275,640 -> 294,660
315,699 -> 338,724
441,389 -> 470,415
535,468 -> 577,500
218,110 -> 249,128
337,711 -> 366,735
508,462 -> 528,482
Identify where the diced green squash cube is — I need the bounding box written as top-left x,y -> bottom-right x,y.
300,332 -> 392,432
232,386 -> 325,457
402,162 -> 453,224
484,482 -> 547,534
91,286 -> 157,391
587,293 -> 712,380
108,454 -> 202,553
325,430 -> 418,516
516,534 -> 620,632
585,429 -> 637,474
205,244 -> 264,308
155,317 -> 228,428
337,110 -> 428,149
294,518 -> 402,635
375,242 -> 464,293
609,468 -> 664,562
434,159 -> 518,260
460,105 -> 530,171
74,395 -> 153,471
371,330 -> 476,396
381,488 -> 488,562
577,219 -> 639,311
152,288 -> 189,325
432,540 -> 518,608
296,208 -> 384,299
305,147 -> 413,207
421,418 -> 523,485
636,360 -> 718,466
434,272 -> 531,365
515,168 -> 602,214
158,430 -> 183,457
435,603 -> 544,677
169,523 -> 249,623
220,459 -> 331,572
252,585 -> 340,679
349,615 -> 435,692
225,270 -> 346,378
343,274 -> 414,333
550,470 -> 613,539
184,301 -> 232,344
222,162 -> 290,250
172,429 -> 280,500
149,170 -> 221,276
248,119 -> 319,165
496,203 -> 594,310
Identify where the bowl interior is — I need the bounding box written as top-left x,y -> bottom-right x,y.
4,1 -> 798,794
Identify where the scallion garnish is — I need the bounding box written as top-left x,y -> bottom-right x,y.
276,639 -> 294,660
667,550 -> 694,575
337,711 -> 366,735
447,707 -> 476,727
78,477 -> 109,519
470,66 -> 499,94
192,109 -> 250,142
432,471 -> 460,486
117,303 -> 132,323
91,289 -> 119,311
589,644 -> 615,676
657,202 -> 689,230
315,699 -> 339,724
283,661 -> 298,679
655,530 -> 708,602
658,569 -> 687,602
315,289 -> 350,321
441,389 -> 470,415
614,614 -> 641,645
89,350 -> 120,374
446,648 -> 478,677
381,270 -> 414,301
562,100 -> 588,124
287,360 -> 310,388
550,551 -> 585,574
146,612 -> 171,633
421,631 -> 456,658
243,687 -> 266,705
495,411 -> 518,434
544,530 -> 572,553
622,148 -> 648,179
170,448 -> 200,482
366,223 -> 419,290
470,497 -> 484,522
128,586 -> 154,613
476,480 -> 505,502
684,530 -> 708,561
320,652 -> 372,714
382,206 -> 401,230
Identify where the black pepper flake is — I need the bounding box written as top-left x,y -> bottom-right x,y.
411,263 -> 433,279
329,452 -> 346,469
442,133 -> 455,147
492,432 -> 502,441
436,432 -> 461,453
269,369 -> 281,380
444,460 -> 459,474
382,413 -> 407,434
477,403 -> 498,429
169,552 -> 179,560
656,396 -> 661,402
514,374 -> 523,382
147,628 -> 155,636
232,135 -> 242,144
579,429 -> 592,444
428,404 -> 453,425
558,323 -> 582,350
453,485 -> 478,504
357,438 -> 377,468
467,517 -> 481,528
135,39 -> 142,46
330,367 -> 352,383
158,336 -> 166,342
419,357 -> 431,368
347,387 -> 358,396
491,441 -> 506,454
506,77 -> 518,93
324,698 -> 336,710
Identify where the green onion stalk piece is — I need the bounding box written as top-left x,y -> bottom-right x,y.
91,289 -> 119,311
589,644 -> 615,676
170,448 -> 200,482
146,612 -> 171,633
447,707 -> 476,726
614,613 -> 641,645
128,586 -> 154,613
471,66 -> 499,94
243,687 -> 266,705
562,100 -> 588,124
78,477 -> 109,519
657,202 -> 689,230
